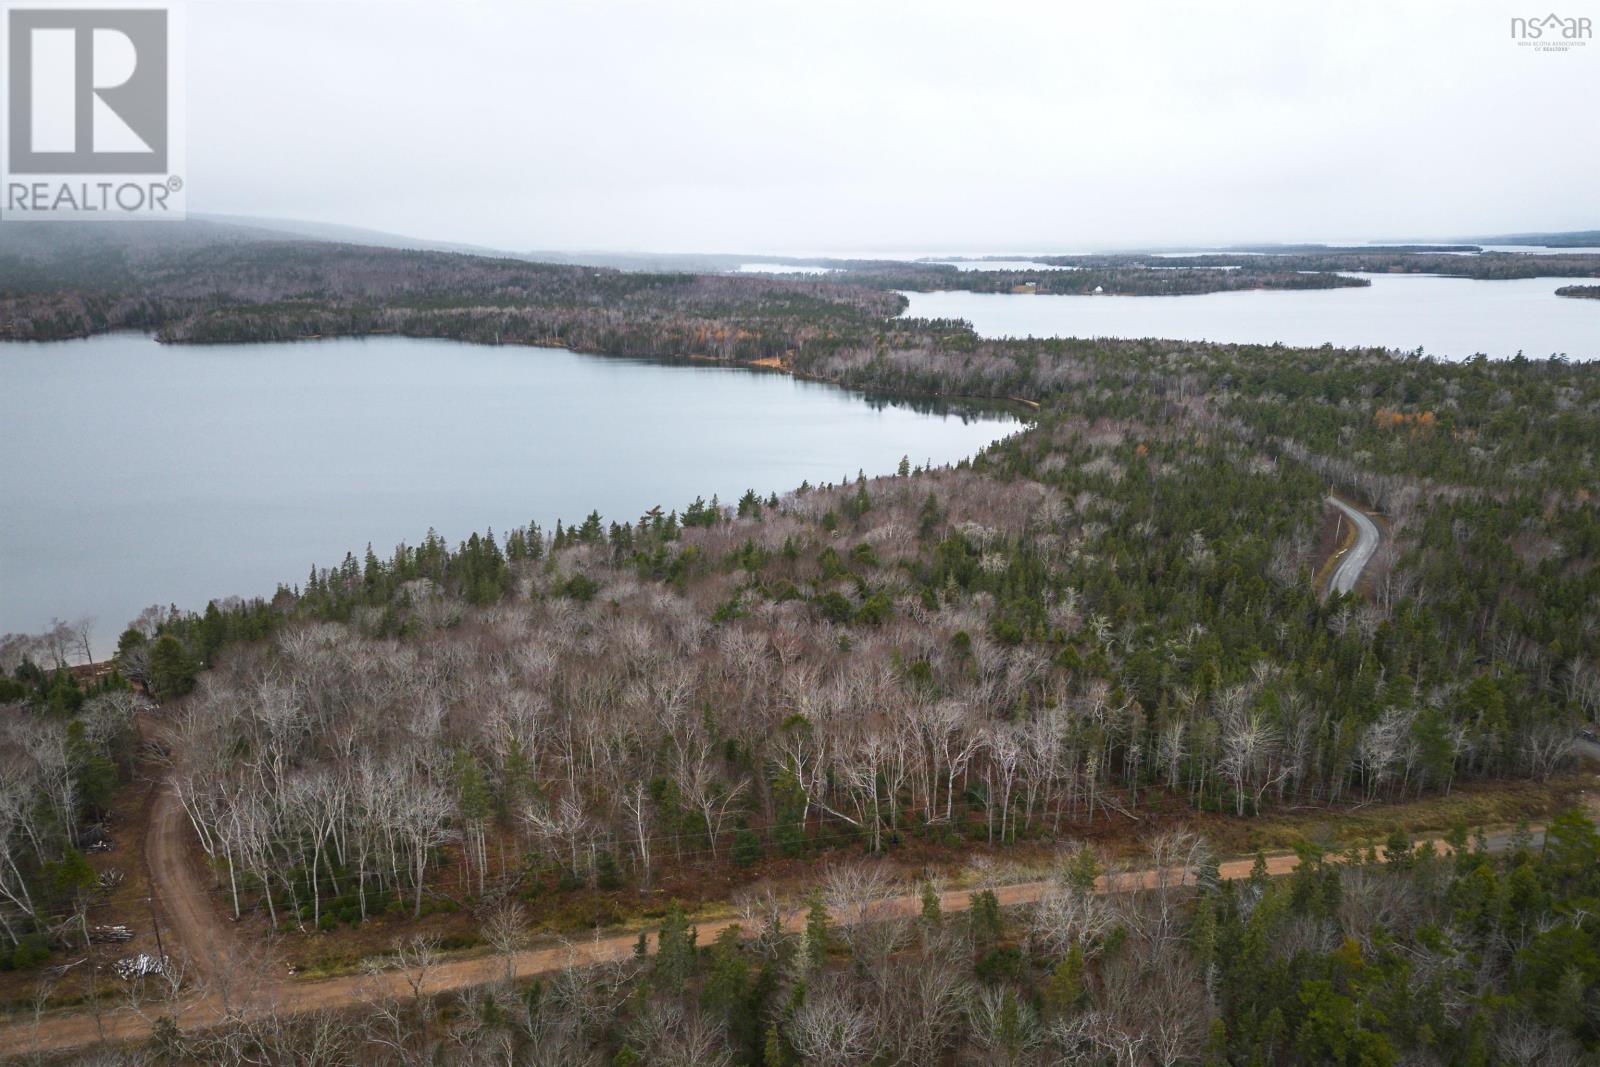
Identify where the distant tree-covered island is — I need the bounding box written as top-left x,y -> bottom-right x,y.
1462,228 -> 1600,248
1030,250 -> 1600,280
821,262 -> 1371,296
1555,284 -> 1600,299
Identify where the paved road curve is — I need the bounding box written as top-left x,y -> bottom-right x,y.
1327,495 -> 1380,596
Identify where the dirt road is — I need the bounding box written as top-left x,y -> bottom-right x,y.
143,778 -> 243,988
133,713 -> 256,990
0,822 -> 1558,1057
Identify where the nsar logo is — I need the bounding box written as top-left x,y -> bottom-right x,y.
1510,12 -> 1592,51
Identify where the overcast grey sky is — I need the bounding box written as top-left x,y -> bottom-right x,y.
188,0 -> 1597,252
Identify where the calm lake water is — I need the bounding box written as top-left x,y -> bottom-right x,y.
0,334 -> 1018,652
902,274 -> 1599,361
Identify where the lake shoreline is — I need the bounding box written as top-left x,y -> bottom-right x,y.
3,325 -> 1041,419
1,333 -> 1019,648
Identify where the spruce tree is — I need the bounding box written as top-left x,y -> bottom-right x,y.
149,635 -> 197,700
920,880 -> 942,928
654,902 -> 697,992
803,893 -> 831,965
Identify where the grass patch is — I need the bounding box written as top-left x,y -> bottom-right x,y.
1192,773 -> 1590,857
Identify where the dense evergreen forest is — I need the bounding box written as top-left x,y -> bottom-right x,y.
2,226 -> 1599,1063
34,816 -> 1598,1065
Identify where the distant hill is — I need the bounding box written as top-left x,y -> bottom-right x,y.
1456,230 -> 1600,248
0,216 -> 279,259
192,214 -> 515,256
1,211 -> 953,276
518,249 -> 748,273
206,216 -> 777,272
